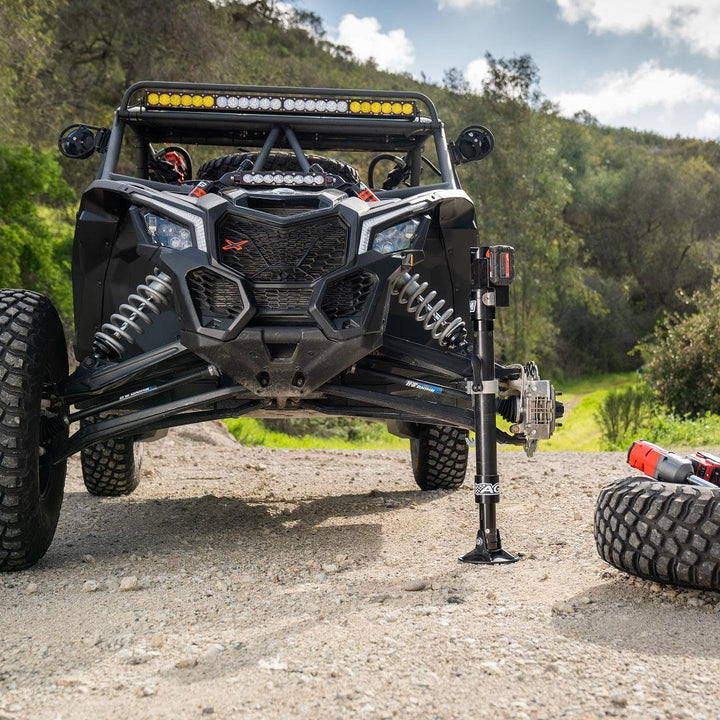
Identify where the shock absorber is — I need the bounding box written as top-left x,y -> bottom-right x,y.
392,271 -> 467,351
93,272 -> 173,359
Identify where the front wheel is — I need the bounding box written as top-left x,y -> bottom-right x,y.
411,425 -> 468,491
0,291 -> 68,571
595,476 -> 720,591
81,434 -> 143,496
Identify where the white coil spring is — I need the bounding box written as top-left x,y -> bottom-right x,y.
93,272 -> 173,358
392,272 -> 467,350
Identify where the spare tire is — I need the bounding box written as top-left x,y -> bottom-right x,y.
595,476 -> 720,590
197,151 -> 360,185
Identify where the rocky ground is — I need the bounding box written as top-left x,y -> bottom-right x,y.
2,422 -> 720,719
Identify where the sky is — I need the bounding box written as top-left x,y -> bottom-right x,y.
291,0 -> 720,140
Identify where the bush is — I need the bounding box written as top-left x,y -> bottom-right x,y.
261,417 -> 388,443
0,144 -> 74,323
596,384 -> 651,450
224,417 -> 406,449
641,279 -> 720,417
643,411 -> 720,448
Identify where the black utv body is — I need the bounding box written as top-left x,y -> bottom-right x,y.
0,82 -> 561,570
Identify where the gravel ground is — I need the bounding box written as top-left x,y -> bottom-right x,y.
2,422 -> 720,719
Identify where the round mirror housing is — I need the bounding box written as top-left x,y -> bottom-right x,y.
58,124 -> 99,159
451,125 -> 494,165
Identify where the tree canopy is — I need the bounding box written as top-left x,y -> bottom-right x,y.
2,0 -> 720,378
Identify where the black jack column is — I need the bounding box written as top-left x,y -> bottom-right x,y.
460,246 -> 517,564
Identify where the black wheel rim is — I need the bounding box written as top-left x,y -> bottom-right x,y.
39,374 -> 65,498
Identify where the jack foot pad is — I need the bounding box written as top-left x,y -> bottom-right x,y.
459,531 -> 518,565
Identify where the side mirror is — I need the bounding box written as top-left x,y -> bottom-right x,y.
58,124 -> 109,159
450,125 -> 494,165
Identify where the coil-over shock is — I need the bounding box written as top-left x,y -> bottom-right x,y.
93,272 -> 173,359
391,271 -> 467,351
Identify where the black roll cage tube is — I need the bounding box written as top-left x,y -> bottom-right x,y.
99,82 -> 457,187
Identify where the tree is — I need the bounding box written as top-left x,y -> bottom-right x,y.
442,67 -> 469,94
642,278 -> 720,417
0,0 -> 59,141
459,55 -> 582,370
566,148 -> 720,330
0,145 -> 74,322
481,53 -> 543,108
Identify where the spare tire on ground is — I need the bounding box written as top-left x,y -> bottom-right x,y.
595,476 -> 720,591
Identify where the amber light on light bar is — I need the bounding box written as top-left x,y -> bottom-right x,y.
143,91 -> 417,118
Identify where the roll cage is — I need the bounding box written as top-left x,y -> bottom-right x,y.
97,81 -> 458,190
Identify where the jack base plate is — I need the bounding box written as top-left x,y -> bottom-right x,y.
459,531 -> 518,565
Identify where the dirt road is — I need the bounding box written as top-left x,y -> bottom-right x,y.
2,422 -> 720,719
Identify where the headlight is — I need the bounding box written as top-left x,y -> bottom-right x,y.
142,211 -> 193,251
371,218 -> 423,254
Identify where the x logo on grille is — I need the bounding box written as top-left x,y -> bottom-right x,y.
222,238 -> 250,252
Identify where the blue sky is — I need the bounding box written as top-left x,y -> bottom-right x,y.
292,0 -> 720,139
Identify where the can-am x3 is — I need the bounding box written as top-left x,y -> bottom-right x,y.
0,82 -> 562,570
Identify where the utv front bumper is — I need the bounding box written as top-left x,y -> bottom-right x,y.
157,242 -> 403,396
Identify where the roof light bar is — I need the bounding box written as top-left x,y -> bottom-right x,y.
143,91 -> 417,119
231,171 -> 331,188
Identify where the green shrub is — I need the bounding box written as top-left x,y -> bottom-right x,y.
641,279 -> 720,418
261,417 -> 389,443
642,411 -> 720,448
596,384 -> 651,449
224,417 -> 406,449
0,144 -> 74,323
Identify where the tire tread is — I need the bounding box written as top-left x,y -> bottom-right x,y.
0,290 -> 67,571
81,434 -> 142,496
595,476 -> 720,590
411,425 -> 468,491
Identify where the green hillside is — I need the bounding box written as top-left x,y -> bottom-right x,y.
3,0 -> 720,382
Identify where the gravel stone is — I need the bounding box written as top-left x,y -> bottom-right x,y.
402,579 -> 428,592
118,576 -> 139,592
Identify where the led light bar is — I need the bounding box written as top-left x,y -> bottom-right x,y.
231,171 -> 331,188
143,91 -> 417,118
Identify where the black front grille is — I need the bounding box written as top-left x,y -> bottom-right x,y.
217,213 -> 347,283
244,198 -> 323,216
321,272 -> 376,319
187,268 -> 244,328
252,287 -> 313,311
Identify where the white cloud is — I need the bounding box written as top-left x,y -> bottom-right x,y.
466,57 -> 491,93
554,61 -> 720,121
556,0 -> 720,57
335,14 -> 414,72
438,0 -> 500,9
273,1 -> 295,27
698,110 -> 720,138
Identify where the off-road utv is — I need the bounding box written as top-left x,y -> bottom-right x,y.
0,82 -> 562,571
